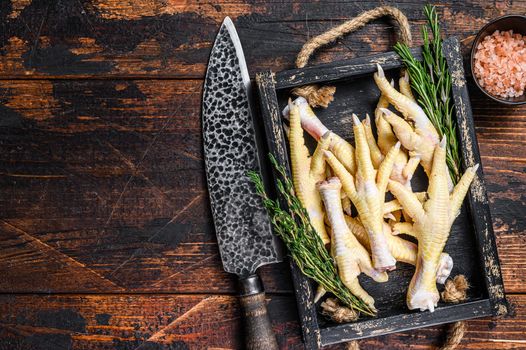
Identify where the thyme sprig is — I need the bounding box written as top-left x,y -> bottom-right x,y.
248,154 -> 375,317
394,4 -> 461,182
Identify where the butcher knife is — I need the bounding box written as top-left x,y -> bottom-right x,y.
202,17 -> 282,350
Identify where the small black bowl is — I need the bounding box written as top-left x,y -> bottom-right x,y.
470,14 -> 526,105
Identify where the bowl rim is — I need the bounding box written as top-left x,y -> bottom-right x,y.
470,14 -> 526,105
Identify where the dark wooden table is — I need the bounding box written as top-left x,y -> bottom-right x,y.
0,1 -> 524,349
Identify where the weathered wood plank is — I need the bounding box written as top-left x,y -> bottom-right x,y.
0,78 -> 524,295
0,79 -> 291,294
0,0 -> 525,78
0,294 -> 524,350
470,79 -> 526,295
0,1 -> 523,347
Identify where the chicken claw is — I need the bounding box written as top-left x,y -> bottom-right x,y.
362,114 -> 384,169
374,80 -> 421,189
318,177 -> 387,310
324,114 -> 400,271
399,71 -> 416,102
374,64 -> 455,191
374,64 -> 439,146
380,107 -> 437,182
288,99 -> 330,244
374,80 -> 400,157
388,136 -> 478,312
346,216 -> 453,283
283,97 -> 356,174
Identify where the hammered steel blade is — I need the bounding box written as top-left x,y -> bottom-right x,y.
202,17 -> 282,277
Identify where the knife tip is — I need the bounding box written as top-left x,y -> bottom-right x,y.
222,16 -> 233,26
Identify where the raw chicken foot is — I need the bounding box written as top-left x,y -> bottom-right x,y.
283,97 -> 356,174
345,216 -> 453,284
373,64 -> 455,191
318,177 -> 387,310
388,137 -> 478,312
324,114 -> 400,271
288,99 -> 331,244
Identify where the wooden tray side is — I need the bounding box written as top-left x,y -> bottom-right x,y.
443,38 -> 508,316
255,71 -> 322,349
275,48 -> 422,89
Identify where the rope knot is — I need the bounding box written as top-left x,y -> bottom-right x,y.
320,297 -> 359,323
292,85 -> 336,108
441,275 -> 469,303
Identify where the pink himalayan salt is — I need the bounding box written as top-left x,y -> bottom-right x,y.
473,29 -> 526,98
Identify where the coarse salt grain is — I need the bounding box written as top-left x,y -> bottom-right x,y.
473,29 -> 526,98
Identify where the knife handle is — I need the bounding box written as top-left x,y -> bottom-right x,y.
238,274 -> 279,350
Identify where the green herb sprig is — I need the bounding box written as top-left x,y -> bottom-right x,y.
248,155 -> 375,317
394,4 -> 461,182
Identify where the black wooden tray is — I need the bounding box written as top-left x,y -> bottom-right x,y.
255,37 -> 508,349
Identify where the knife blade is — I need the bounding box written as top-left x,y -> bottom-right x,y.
202,17 -> 281,350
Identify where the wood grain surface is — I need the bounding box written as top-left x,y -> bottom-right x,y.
0,0 -> 525,349
0,294 -> 525,350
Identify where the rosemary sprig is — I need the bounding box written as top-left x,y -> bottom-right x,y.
394,4 -> 461,182
248,154 -> 375,317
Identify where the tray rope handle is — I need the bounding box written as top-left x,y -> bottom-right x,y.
292,6 -> 412,108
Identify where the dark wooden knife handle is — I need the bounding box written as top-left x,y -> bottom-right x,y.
239,275 -> 279,350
